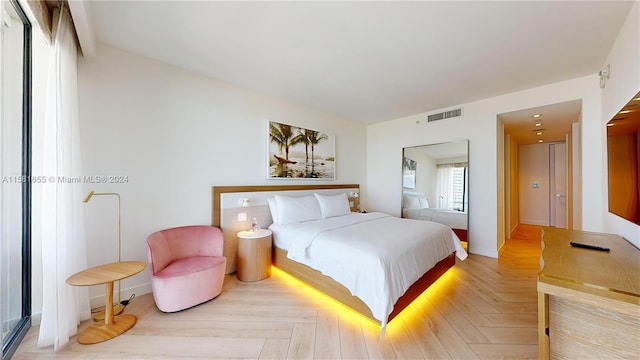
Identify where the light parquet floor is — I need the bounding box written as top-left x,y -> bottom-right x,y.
14,225 -> 542,359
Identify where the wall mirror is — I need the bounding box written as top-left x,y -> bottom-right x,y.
402,140 -> 469,247
607,90 -> 640,225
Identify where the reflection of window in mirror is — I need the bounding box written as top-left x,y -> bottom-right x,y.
436,162 -> 468,212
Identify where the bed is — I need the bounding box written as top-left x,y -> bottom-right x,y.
212,184 -> 468,329
402,192 -> 468,242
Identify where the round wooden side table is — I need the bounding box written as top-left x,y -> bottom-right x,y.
237,229 -> 272,281
66,260 -> 146,344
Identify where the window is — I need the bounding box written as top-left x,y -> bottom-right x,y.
1,1 -> 32,358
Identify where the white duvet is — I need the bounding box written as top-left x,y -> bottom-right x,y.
269,212 -> 468,328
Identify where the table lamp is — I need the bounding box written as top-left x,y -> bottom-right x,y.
83,190 -> 124,321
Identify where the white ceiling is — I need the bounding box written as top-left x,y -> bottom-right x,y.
84,1 -> 633,142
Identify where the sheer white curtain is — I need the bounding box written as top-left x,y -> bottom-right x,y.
436,164 -> 454,209
37,8 -> 90,350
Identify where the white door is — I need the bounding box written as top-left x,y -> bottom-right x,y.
550,143 -> 567,228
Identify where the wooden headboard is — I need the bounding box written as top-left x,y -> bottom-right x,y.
212,184 -> 360,273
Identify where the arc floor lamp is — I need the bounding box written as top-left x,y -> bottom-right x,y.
83,190 -> 124,321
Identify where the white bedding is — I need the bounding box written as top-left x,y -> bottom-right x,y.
403,207 -> 468,230
269,212 -> 467,327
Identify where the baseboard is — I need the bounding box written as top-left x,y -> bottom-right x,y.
468,246 -> 498,258
510,224 -> 519,239
497,240 -> 506,256
31,312 -> 42,326
519,219 -> 548,226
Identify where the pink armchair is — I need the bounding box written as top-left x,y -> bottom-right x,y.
146,225 -> 227,312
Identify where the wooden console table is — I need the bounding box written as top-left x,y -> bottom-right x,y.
67,261 -> 146,344
537,228 -> 640,359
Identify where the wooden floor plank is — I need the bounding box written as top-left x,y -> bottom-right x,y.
259,338 -> 290,360
484,313 -> 538,328
399,309 -> 452,360
445,282 -> 501,315
362,328 -> 397,360
492,302 -> 538,314
438,287 -> 497,327
337,311 -> 369,359
494,291 -> 538,303
314,310 -> 341,359
470,343 -> 539,359
427,293 -> 491,344
287,322 -> 316,359
413,295 -> 481,359
130,319 -> 293,338
386,316 -> 425,359
477,326 -> 538,344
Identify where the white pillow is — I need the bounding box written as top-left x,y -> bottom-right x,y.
314,193 -> 351,218
266,197 -> 280,225
419,197 -> 429,209
274,195 -> 322,225
403,195 -> 420,209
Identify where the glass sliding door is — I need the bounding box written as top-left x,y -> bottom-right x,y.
1,1 -> 31,358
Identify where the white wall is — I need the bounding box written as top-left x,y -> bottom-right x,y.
601,1 -> 640,248
71,44 -> 367,307
367,76 -> 603,258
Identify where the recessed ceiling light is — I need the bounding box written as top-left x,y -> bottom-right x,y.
535,122 -> 542,127
536,131 -> 543,136
538,139 -> 544,143
607,123 -> 615,127
619,110 -> 632,114
532,114 -> 542,118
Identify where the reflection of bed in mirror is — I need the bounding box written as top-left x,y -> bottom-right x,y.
402,191 -> 468,242
402,141 -> 469,246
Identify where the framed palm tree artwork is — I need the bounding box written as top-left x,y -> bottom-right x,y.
267,121 -> 335,179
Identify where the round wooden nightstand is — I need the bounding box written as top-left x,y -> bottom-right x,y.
237,229 -> 272,281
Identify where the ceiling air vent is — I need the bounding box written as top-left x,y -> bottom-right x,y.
427,108 -> 463,122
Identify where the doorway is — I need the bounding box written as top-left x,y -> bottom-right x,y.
550,143 -> 567,228
500,100 -> 581,245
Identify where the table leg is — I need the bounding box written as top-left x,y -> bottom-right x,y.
77,281 -> 137,344
105,281 -> 114,325
537,291 -> 549,360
